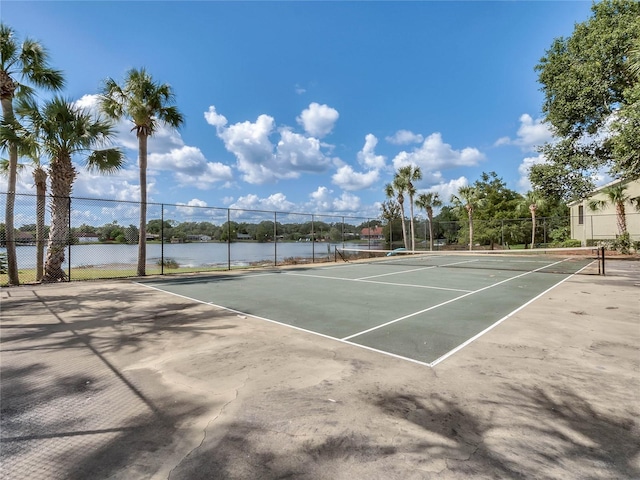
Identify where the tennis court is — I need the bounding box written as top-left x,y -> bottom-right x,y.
139,248 -> 601,366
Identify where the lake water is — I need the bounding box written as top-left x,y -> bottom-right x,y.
2,241 -> 364,269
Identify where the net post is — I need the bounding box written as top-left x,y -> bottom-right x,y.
601,246 -> 605,276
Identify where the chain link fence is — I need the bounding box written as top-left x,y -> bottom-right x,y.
0,193 -> 375,284
1,192 -> 638,284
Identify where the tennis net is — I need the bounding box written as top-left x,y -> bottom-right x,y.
335,246 -> 605,275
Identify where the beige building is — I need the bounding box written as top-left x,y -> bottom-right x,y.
568,178 -> 640,246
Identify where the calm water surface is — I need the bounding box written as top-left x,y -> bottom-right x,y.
2,241 -> 354,269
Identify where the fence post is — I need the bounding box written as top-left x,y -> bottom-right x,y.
274,211 -> 278,266
311,215 -> 315,263
68,196 -> 71,282
161,204 -> 164,275
227,209 -> 231,271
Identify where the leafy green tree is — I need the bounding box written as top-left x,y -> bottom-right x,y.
610,38 -> 640,179
532,0 -> 640,201
255,221 -> 274,242
102,68 -> 184,276
219,221 -> 239,242
432,205 -> 460,245
19,96 -> 123,281
125,224 -> 139,244
415,192 -> 442,251
0,23 -> 64,285
466,172 -> 520,247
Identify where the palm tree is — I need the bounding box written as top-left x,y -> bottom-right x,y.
517,191 -> 547,249
0,119 -> 47,280
101,68 -> 184,276
385,178 -> 408,249
415,192 -> 442,251
19,96 -> 123,281
588,183 -> 634,241
451,186 -> 481,251
0,23 -> 64,285
397,165 -> 422,251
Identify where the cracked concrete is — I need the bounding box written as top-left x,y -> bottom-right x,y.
1,259 -> 639,479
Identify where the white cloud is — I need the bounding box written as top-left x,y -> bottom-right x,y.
308,186 -> 333,211
204,105 -> 228,130
495,114 -> 553,151
430,177 -> 469,201
517,154 -> 547,192
392,133 -> 485,171
306,186 -> 361,213
276,129 -> 332,173
148,145 -> 233,190
230,193 -> 295,212
205,105 -> 333,185
331,165 -> 379,191
214,113 -> 277,184
175,198 -> 209,216
74,168 -> 141,201
296,102 -> 339,138
357,134 -> 386,169
386,129 -> 424,145
333,192 -> 361,212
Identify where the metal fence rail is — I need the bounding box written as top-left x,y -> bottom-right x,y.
1,192 -> 638,284
0,193 -> 376,283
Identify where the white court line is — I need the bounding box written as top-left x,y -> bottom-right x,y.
356,258 -> 479,281
341,257 -> 572,341
429,259 -> 596,367
134,280 -> 433,368
134,256 -> 590,369
282,271 -> 472,293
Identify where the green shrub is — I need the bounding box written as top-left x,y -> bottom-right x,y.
156,257 -> 179,269
612,232 -> 632,255
552,239 -> 582,248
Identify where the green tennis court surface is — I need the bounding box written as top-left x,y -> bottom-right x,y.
138,253 -> 597,366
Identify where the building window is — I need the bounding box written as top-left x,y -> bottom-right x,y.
578,205 -> 584,225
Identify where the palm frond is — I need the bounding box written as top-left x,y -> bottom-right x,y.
85,148 -> 124,174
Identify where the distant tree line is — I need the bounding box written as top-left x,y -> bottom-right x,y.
382,171 -> 571,250
0,219 -> 379,246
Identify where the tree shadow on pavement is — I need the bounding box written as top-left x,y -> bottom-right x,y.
373,385 -> 639,479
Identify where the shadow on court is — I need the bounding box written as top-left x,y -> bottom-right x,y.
1,259 -> 638,479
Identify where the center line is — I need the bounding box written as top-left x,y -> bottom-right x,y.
341,257 -> 571,341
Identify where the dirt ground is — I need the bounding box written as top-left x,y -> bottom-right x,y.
1,260 -> 639,479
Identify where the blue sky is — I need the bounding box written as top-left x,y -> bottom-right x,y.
3,1 -> 594,219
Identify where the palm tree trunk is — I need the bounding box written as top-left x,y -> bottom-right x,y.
467,207 -> 473,251
44,156 -> 76,282
34,167 -> 47,282
1,96 -> 20,285
615,201 -> 627,235
409,199 -> 416,251
137,133 -> 148,276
